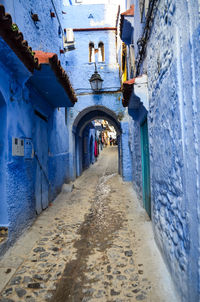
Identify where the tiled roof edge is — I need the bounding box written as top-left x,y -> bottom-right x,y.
0,5 -> 39,73
49,54 -> 77,104
34,51 -> 77,104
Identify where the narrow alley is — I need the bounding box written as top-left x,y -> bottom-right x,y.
0,147 -> 178,302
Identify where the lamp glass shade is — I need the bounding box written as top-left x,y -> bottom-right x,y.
89,65 -> 103,91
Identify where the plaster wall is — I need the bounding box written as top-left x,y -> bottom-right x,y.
0,0 -> 73,253
62,4 -> 119,28
140,0 -> 200,300
128,118 -> 142,200
0,64 -> 36,253
125,0 -> 200,299
62,2 -> 127,180
1,0 -> 64,57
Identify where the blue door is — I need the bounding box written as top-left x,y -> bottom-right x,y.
140,118 -> 151,218
34,115 -> 49,214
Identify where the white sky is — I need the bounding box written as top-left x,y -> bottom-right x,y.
64,0 -> 123,5
82,0 -> 122,3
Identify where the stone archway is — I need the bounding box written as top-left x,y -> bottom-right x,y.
72,106 -> 122,177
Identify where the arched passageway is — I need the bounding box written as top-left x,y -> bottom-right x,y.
0,90 -> 8,227
72,106 -> 122,178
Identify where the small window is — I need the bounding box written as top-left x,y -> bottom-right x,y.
63,29 -> 75,51
98,42 -> 105,62
89,42 -> 95,63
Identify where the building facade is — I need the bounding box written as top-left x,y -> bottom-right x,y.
0,0 -> 130,256
62,1 -> 130,180
0,0 -> 77,254
121,0 -> 200,300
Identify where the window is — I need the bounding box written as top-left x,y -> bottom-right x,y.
89,42 -> 95,63
98,42 -> 105,62
63,28 -> 75,51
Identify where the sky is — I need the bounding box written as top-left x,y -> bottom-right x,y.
65,0 -> 123,5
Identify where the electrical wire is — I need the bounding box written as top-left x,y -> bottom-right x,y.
50,0 -> 64,35
135,0 -> 161,76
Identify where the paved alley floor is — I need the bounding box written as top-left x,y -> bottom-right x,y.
0,147 -> 179,302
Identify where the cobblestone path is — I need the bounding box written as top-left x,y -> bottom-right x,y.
0,147 -> 179,302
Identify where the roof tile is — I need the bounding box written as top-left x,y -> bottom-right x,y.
0,4 -> 39,72
34,51 -> 77,104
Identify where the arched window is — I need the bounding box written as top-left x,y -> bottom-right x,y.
98,42 -> 104,62
89,42 -> 95,63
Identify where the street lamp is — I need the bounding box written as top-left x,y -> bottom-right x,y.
89,63 -> 103,92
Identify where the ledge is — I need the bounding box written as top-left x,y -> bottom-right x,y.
122,75 -> 149,121
29,51 -> 77,107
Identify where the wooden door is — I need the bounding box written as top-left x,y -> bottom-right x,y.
140,118 -> 151,218
34,115 -> 49,214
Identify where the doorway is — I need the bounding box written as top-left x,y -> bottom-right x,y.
33,112 -> 49,214
140,118 -> 151,218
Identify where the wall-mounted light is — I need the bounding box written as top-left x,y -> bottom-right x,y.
89,63 -> 103,92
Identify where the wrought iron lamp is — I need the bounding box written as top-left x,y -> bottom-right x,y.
89,63 -> 103,92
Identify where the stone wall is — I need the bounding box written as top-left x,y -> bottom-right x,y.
144,0 -> 200,300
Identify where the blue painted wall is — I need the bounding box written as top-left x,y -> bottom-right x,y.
82,123 -> 95,170
125,0 -> 200,300
62,2 -> 127,180
0,0 -> 74,254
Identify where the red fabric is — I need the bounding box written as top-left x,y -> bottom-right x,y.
94,140 -> 98,157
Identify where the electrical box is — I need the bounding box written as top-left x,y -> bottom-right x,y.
24,138 -> 34,159
12,137 -> 24,156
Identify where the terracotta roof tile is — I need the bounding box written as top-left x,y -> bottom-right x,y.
34,51 -> 77,104
121,5 -> 134,16
0,5 -> 77,104
0,4 -> 39,72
